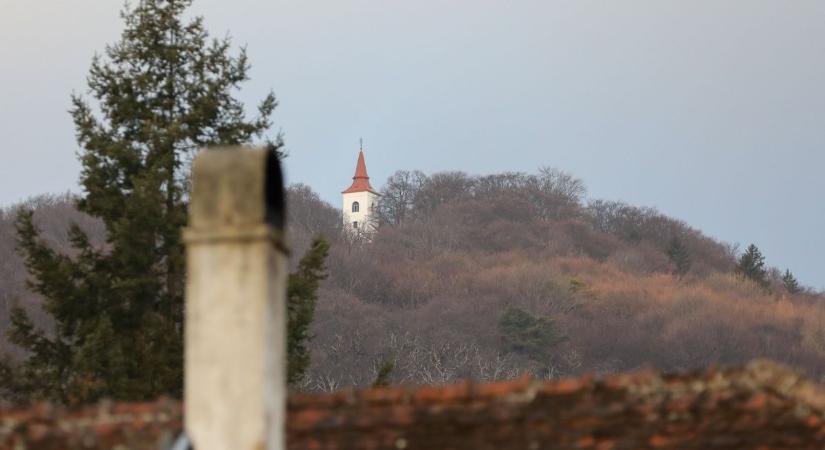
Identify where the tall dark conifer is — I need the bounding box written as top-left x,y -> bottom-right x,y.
3,0 -> 278,404
782,269 -> 801,294
498,307 -> 566,377
287,237 -> 330,384
666,236 -> 691,277
737,244 -> 768,289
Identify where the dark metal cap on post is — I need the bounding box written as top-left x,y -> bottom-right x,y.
188,146 -> 285,236
184,146 -> 288,450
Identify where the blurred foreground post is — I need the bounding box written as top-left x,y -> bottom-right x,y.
183,147 -> 287,450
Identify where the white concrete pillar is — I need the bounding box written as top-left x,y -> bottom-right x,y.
183,147 -> 287,450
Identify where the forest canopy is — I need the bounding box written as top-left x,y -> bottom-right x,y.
287,167 -> 823,390
1,166 -> 822,394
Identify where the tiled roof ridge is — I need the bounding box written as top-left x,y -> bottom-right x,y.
0,398 -> 182,450
286,359 -> 825,449
287,358 -> 824,409
3,360 -> 825,449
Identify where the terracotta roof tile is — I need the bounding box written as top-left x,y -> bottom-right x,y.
3,360 -> 825,449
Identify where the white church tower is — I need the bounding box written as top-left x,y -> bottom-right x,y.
342,145 -> 379,235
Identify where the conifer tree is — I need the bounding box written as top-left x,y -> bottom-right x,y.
371,359 -> 395,388
498,307 -> 566,377
2,0 -> 278,404
287,237 -> 330,384
737,244 -> 768,289
782,269 -> 801,294
666,236 -> 691,277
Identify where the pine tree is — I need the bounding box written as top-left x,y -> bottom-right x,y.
498,307 -> 566,376
371,359 -> 395,388
737,244 -> 768,289
287,237 -> 330,384
666,236 -> 691,277
2,0 -> 278,404
782,269 -> 801,294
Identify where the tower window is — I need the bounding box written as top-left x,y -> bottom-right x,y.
353,221 -> 359,229
352,201 -> 360,213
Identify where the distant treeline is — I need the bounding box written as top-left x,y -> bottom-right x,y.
286,168 -> 824,390
2,167 -> 822,393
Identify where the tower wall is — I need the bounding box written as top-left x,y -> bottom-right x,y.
343,190 -> 379,233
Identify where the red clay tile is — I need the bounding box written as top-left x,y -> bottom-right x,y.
3,361 -> 825,449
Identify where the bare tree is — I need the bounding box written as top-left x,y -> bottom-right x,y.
287,184 -> 341,237
537,167 -> 587,205
412,171 -> 474,215
378,170 -> 427,225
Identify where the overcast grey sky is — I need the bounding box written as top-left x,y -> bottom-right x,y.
1,0 -> 823,287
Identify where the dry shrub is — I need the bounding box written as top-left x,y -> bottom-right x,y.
606,242 -> 671,274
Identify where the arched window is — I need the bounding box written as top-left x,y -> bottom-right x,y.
352,201 -> 360,213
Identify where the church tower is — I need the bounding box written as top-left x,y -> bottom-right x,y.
342,146 -> 380,235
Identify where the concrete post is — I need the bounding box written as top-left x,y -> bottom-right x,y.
183,147 -> 287,450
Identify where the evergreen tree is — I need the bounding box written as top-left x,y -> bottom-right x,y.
782,269 -> 801,294
287,237 -> 330,384
2,0 -> 278,404
498,307 -> 566,376
666,236 -> 691,277
737,244 -> 768,289
371,359 -> 395,388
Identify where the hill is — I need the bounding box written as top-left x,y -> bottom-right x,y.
1,168 -> 823,392
288,168 -> 825,391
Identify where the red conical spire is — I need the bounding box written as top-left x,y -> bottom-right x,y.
342,149 -> 378,194
353,150 -> 369,179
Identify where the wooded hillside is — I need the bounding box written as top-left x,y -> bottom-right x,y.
288,168 -> 825,391
2,168 -> 823,392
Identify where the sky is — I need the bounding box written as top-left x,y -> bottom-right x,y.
1,0 -> 823,288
